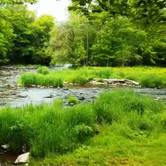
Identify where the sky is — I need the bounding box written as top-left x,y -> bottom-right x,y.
28,0 -> 71,21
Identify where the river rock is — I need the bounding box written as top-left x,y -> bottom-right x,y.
63,87 -> 69,90
0,163 -> 4,166
14,152 -> 30,164
77,96 -> 85,101
1,144 -> 9,151
44,94 -> 54,98
17,94 -> 28,98
69,102 -> 75,106
5,84 -> 15,89
49,86 -> 54,88
104,79 -> 139,86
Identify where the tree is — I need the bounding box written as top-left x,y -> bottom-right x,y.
30,14 -> 55,64
0,7 -> 15,64
91,17 -> 143,66
6,5 -> 37,64
0,4 -> 54,65
0,0 -> 37,5
48,13 -> 95,66
68,0 -> 166,26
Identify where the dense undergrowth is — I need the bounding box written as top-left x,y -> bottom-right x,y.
0,89 -> 166,165
20,66 -> 166,88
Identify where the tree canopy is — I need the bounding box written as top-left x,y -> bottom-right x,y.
0,3 -> 54,65
1,0 -> 166,67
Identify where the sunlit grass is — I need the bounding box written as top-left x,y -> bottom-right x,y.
19,66 -> 166,88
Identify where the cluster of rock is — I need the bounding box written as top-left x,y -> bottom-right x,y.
90,78 -> 139,87
0,66 -> 37,70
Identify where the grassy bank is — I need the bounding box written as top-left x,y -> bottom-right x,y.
0,89 -> 166,165
20,66 -> 166,88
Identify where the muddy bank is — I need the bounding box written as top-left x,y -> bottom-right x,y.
0,151 -> 17,166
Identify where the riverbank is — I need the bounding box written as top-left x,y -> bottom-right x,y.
0,89 -> 166,165
20,66 -> 166,88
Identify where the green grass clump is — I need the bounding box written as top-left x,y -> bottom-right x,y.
68,96 -> 78,105
0,89 -> 166,163
96,78 -> 104,82
37,66 -> 50,75
20,73 -> 63,87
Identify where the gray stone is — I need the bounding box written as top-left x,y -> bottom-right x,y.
63,87 -> 69,90
77,96 -> 85,101
1,144 -> 9,150
69,102 -> 75,106
44,94 -> 53,98
14,152 -> 30,164
17,94 -> 28,98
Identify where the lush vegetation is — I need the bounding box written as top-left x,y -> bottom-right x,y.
20,67 -> 166,88
0,89 -> 166,165
1,0 -> 166,67
47,0 -> 166,67
0,0 -> 54,65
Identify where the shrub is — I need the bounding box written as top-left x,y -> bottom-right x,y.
37,66 -> 50,75
20,73 -> 36,86
20,73 -> 63,87
140,74 -> 164,88
93,89 -> 165,124
68,96 -> 78,105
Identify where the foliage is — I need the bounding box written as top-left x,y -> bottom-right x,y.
47,13 -> 95,66
0,0 -> 37,5
68,96 -> 78,105
68,0 -> 166,25
37,66 -> 50,75
0,4 -> 54,66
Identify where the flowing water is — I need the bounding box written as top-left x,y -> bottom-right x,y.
0,66 -> 166,165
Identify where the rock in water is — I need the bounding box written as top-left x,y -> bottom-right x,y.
17,94 -> 28,98
1,144 -> 9,151
14,152 -> 30,164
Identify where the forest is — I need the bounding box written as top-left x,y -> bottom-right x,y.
1,0 -> 166,67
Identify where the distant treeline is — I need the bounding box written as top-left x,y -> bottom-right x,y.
1,0 -> 166,67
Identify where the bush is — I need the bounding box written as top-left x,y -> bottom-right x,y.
20,73 -> 63,87
37,66 -> 50,75
68,96 -> 78,105
93,89 -> 164,124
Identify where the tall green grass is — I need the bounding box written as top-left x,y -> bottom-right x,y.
0,89 -> 165,159
20,73 -> 63,87
19,66 -> 166,88
37,66 -> 50,75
